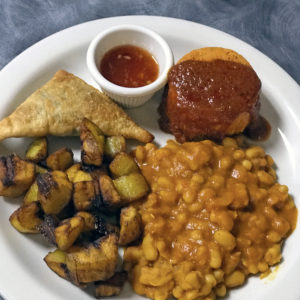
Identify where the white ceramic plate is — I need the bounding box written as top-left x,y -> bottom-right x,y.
0,16 -> 300,300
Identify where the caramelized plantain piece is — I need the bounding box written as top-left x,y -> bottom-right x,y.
119,206 -> 142,245
55,216 -> 85,250
44,249 -> 81,286
94,271 -> 127,298
0,154 -> 35,197
73,180 -> 95,211
37,214 -> 59,245
46,147 -> 74,171
75,211 -> 96,231
66,163 -> 81,182
109,152 -> 139,178
113,173 -> 149,203
73,180 -> 101,211
9,202 -> 42,233
44,249 -> 69,279
104,136 -> 126,160
66,234 -> 118,283
37,171 -> 73,214
25,137 -> 48,163
75,212 -> 118,242
80,118 -> 105,167
23,180 -> 38,205
99,175 -> 122,208
73,170 -> 93,183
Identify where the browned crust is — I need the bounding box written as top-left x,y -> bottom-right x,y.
177,47 -> 251,66
0,70 -> 154,143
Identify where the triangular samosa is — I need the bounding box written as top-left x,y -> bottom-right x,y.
0,70 -> 153,143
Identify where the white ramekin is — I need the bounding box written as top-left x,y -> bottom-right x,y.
86,24 -> 173,108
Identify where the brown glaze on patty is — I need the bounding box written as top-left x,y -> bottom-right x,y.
159,59 -> 261,143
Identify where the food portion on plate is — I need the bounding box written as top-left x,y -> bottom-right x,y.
159,47 -> 269,143
0,43 -> 298,300
0,70 -> 153,143
125,137 -> 297,300
3,117 -> 149,297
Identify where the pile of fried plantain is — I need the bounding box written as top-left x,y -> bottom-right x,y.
1,117 -> 148,297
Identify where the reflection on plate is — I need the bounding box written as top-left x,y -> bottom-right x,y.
0,16 -> 300,300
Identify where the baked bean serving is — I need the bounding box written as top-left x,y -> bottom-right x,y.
124,137 -> 297,300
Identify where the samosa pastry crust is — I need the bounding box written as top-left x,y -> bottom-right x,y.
0,70 -> 153,143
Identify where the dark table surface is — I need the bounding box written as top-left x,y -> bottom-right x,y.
0,0 -> 299,299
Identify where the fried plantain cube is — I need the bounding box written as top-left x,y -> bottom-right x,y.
94,271 -> 127,298
55,216 -> 85,250
9,202 -> 42,233
73,180 -> 95,211
113,173 -> 149,203
99,175 -> 122,208
104,136 -> 126,160
73,180 -> 100,211
25,137 -> 48,163
66,163 -> 81,182
80,118 -> 105,167
75,212 -> 119,241
0,154 -> 35,197
75,211 -> 95,231
109,152 -> 139,178
37,214 -> 59,245
73,170 -> 93,183
44,249 -> 80,286
23,180 -> 38,205
66,234 -> 118,283
37,171 -> 73,214
119,206 -> 142,246
44,249 -> 69,279
46,147 -> 74,171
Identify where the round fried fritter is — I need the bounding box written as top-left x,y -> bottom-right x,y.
159,47 -> 261,142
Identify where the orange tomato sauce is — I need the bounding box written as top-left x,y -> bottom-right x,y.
124,137 -> 297,300
100,45 -> 158,88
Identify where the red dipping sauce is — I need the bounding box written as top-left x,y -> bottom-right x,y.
99,45 -> 159,88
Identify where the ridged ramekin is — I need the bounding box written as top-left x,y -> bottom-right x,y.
86,24 -> 173,108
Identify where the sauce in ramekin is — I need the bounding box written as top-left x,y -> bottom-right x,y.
100,45 -> 159,88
